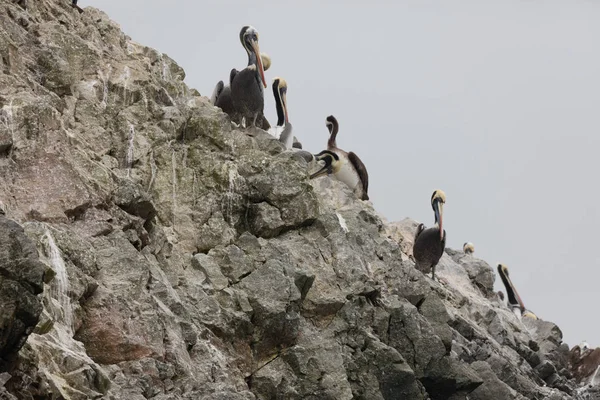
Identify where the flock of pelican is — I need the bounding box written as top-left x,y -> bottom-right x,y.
210,25 -> 537,321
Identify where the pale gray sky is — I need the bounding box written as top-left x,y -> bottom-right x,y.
86,0 -> 600,346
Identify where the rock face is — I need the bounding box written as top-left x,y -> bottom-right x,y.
0,217 -> 46,367
0,1 -> 597,399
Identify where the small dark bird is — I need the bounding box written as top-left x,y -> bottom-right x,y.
71,0 -> 84,13
310,116 -> 369,200
413,190 -> 447,280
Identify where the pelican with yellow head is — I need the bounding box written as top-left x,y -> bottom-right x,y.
497,264 -> 538,319
413,190 -> 447,280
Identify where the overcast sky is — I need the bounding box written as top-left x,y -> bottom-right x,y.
86,0 -> 600,346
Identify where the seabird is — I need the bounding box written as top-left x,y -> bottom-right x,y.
463,242 -> 475,255
271,77 -> 294,149
310,116 -> 369,200
211,53 -> 271,129
413,190 -> 447,280
71,0 -> 84,13
326,115 -> 339,150
231,26 -> 268,128
497,264 -> 537,319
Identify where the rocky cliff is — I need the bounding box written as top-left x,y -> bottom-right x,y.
0,1 -> 598,399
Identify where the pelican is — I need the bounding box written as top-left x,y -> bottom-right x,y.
271,77 -> 293,149
211,53 -> 271,129
230,26 -> 268,128
497,264 -> 537,319
463,242 -> 475,255
71,0 -> 84,13
310,116 -> 369,200
413,190 -> 447,280
326,115 -> 338,150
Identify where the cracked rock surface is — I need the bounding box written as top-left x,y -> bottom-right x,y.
0,0 -> 597,399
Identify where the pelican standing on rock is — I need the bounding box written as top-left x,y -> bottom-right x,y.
71,0 -> 84,13
310,116 -> 369,200
413,190 -> 447,280
230,26 -> 268,128
272,77 -> 293,149
497,264 -> 538,319
463,242 -> 475,255
211,53 -> 271,124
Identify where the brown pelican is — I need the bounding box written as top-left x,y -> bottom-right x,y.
326,115 -> 339,150
211,53 -> 271,129
310,116 -> 369,200
463,242 -> 475,255
413,190 -> 447,280
271,77 -> 294,149
72,0 -> 84,13
230,26 -> 268,128
497,264 -> 537,319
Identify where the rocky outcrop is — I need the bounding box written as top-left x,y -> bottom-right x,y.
0,0 -> 597,399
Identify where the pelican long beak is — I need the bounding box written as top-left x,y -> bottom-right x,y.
251,40 -> 267,88
282,91 -> 289,124
507,277 -> 527,312
435,202 -> 444,239
309,164 -> 329,179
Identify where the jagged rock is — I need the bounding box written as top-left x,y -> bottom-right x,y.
446,248 -> 495,297
0,0 -> 592,398
248,201 -> 285,238
0,216 -> 46,367
468,361 -> 519,400
191,253 -> 229,290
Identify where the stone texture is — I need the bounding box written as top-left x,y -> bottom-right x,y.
0,1 -> 594,399
0,217 -> 46,367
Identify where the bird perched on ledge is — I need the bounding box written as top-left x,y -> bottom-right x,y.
413,190 -> 447,280
211,53 -> 271,130
310,116 -> 369,200
463,242 -> 475,255
230,26 -> 269,129
497,264 -> 538,319
271,77 -> 293,149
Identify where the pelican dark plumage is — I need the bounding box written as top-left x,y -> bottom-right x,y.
272,77 -> 293,149
71,0 -> 84,13
326,115 -> 339,150
231,26 -> 268,128
211,53 -> 271,130
463,242 -> 475,255
413,190 -> 447,280
310,116 -> 369,200
497,264 -> 537,319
